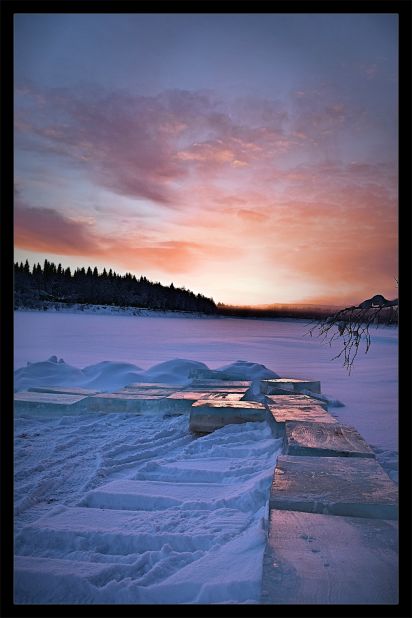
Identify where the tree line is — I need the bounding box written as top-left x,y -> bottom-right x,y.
14,259 -> 217,314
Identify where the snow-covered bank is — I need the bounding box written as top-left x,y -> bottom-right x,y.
15,302 -> 217,319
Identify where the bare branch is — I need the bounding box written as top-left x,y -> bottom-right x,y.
305,295 -> 398,373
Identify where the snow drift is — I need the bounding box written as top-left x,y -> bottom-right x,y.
14,357 -> 281,395
15,413 -> 282,604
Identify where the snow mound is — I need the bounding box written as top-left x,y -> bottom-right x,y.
14,357 -> 282,396
14,359 -> 145,393
142,359 -> 209,385
14,357 -> 281,395
14,358 -> 86,393
205,361 -> 280,403
214,360 -> 280,381
81,361 -> 144,391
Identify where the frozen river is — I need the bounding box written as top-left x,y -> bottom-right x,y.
13,310 -> 398,604
14,310 -> 398,454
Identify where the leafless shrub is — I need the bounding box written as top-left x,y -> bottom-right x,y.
306,295 -> 398,373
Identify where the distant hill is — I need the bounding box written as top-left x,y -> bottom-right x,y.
256,302 -> 344,311
215,303 -> 340,320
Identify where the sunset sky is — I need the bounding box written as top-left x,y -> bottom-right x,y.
14,13 -> 398,306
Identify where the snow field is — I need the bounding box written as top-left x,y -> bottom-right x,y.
13,311 -> 398,603
15,411 -> 282,604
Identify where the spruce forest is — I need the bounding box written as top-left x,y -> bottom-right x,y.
14,260 -> 217,313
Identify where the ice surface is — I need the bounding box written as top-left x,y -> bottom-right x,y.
261,509 -> 398,604
284,421 -> 375,458
122,382 -> 184,390
261,378 -> 321,394
198,392 -> 245,401
87,393 -> 170,414
266,403 -> 337,437
163,391 -> 246,416
188,387 -> 249,394
29,386 -> 100,396
14,392 -> 90,416
270,455 -> 398,519
190,400 -> 267,434
266,394 -> 328,410
167,391 -> 225,400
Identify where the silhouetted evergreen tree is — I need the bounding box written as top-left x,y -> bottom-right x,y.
14,260 -> 217,314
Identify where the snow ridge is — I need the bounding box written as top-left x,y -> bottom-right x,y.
15,413 -> 282,604
14,357 -> 280,393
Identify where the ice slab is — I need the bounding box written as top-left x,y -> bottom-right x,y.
185,386 -> 249,393
92,390 -> 216,415
270,455 -> 398,519
284,421 -> 375,458
266,394 -> 328,411
190,400 -> 266,433
28,385 -> 99,396
168,391 -> 244,401
122,382 -> 184,390
14,392 -> 90,416
167,391 -> 223,400
188,380 -> 252,388
267,403 -> 337,437
80,479 -> 256,511
163,391 -> 225,415
16,505 -> 248,554
116,387 -> 178,396
87,393 -> 168,414
261,509 -> 398,604
199,392 -> 244,401
261,378 -> 321,395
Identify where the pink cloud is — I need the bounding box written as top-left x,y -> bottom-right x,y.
14,199 -> 103,255
14,196 -> 236,276
14,84 -> 397,305
15,86 -> 316,204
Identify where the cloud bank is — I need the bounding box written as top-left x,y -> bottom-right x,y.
14,84 -> 398,304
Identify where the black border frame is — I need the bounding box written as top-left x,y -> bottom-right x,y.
1,2 -> 411,616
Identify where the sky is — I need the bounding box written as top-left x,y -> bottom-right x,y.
14,13 -> 398,306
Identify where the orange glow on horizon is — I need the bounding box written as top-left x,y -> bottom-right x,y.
14,83 -> 398,307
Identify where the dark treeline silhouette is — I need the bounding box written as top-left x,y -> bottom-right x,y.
216,303 -> 337,320
15,259 -> 395,324
14,259 -> 217,314
216,302 -> 398,324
